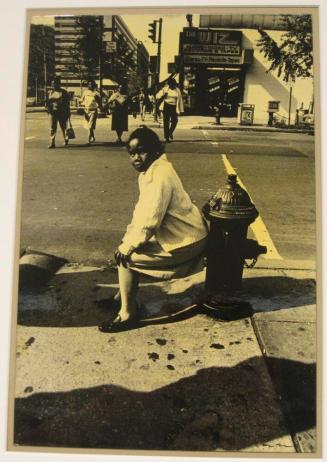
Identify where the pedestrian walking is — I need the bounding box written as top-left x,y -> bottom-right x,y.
138,88 -> 147,121
80,80 -> 102,144
156,78 -> 184,143
45,76 -> 71,148
148,92 -> 155,117
108,85 -> 129,144
130,93 -> 139,119
98,126 -> 208,332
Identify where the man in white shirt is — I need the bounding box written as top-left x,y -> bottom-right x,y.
156,78 -> 184,142
99,126 -> 208,332
80,80 -> 101,144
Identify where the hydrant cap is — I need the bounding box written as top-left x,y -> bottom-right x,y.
204,174 -> 259,222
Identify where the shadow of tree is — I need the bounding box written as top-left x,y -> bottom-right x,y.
14,357 -> 315,452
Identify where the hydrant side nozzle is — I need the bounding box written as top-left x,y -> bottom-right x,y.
242,239 -> 267,259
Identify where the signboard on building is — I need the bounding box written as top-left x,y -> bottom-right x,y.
182,28 -> 242,55
183,43 -> 241,56
183,54 -> 244,65
268,100 -> 280,112
103,31 -> 113,42
105,41 -> 117,53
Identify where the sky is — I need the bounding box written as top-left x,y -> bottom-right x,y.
31,13 -> 199,80
122,14 -> 199,79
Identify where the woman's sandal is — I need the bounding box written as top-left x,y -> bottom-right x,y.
98,314 -> 140,333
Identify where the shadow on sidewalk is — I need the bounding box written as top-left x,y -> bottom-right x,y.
13,356 -> 315,452
17,268 -> 316,328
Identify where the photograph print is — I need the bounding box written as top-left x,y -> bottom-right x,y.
10,6 -> 319,457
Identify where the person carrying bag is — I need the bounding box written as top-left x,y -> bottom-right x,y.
66,117 -> 76,140
45,76 -> 71,149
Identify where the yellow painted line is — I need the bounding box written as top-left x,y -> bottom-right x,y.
221,154 -> 282,260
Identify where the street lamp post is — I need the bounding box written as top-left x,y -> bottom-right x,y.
42,25 -> 47,104
35,75 -> 38,105
148,18 -> 163,122
288,85 -> 293,127
98,16 -> 104,106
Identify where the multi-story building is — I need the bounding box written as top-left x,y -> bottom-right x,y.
54,15 -> 149,97
179,14 -> 313,124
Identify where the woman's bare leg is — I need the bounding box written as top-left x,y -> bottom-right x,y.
116,130 -> 123,142
116,265 -> 139,321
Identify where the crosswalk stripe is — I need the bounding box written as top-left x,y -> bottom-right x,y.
221,154 -> 282,260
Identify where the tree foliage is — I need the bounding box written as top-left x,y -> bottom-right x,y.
257,14 -> 313,82
75,16 -> 103,80
27,25 -> 55,94
74,15 -> 138,88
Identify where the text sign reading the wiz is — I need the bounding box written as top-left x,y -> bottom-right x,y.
182,28 -> 242,56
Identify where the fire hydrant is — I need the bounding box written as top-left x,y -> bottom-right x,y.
211,102 -> 222,125
202,174 -> 267,320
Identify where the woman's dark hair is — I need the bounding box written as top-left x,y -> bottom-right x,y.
127,126 -> 163,156
53,76 -> 61,85
168,78 -> 177,88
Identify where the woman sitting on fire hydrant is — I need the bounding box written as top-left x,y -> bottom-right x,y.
99,126 -> 208,332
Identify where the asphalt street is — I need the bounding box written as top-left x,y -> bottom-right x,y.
20,111 -> 316,266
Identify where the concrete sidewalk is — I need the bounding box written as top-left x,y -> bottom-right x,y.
14,259 -> 316,454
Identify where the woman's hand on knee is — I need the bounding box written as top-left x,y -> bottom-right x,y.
114,249 -> 132,268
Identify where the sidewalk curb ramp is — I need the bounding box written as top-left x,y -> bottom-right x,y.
19,249 -> 67,289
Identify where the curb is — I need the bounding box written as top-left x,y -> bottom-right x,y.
19,249 -> 67,289
191,125 -> 314,135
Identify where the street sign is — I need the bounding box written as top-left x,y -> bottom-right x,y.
103,31 -> 112,42
268,101 -> 280,112
105,41 -> 117,53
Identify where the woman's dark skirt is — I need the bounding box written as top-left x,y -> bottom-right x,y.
111,106 -> 128,132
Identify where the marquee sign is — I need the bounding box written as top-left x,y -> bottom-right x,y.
182,28 -> 242,56
183,43 -> 241,56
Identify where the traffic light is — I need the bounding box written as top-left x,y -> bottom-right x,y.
148,21 -> 157,43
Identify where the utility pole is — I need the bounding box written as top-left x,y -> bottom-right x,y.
148,18 -> 163,122
288,86 -> 293,127
42,26 -> 47,104
156,18 -> 162,84
98,16 -> 104,105
35,75 -> 38,104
